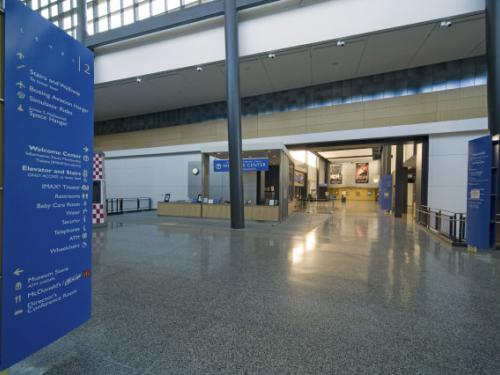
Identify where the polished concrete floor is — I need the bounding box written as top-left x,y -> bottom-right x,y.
11,202 -> 500,374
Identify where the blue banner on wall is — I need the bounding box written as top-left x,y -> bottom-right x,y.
379,174 -> 392,211
1,0 -> 94,369
466,135 -> 494,250
214,158 -> 269,173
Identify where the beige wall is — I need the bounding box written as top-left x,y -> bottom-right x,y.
330,187 -> 378,202
95,85 -> 487,151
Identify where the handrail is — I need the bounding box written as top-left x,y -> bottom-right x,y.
106,197 -> 153,215
417,205 -> 465,216
415,205 -> 466,245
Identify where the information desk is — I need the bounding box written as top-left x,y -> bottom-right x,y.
157,202 -> 280,222
157,202 -> 202,218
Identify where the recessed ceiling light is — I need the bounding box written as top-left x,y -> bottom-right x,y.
336,40 -> 346,47
440,20 -> 452,28
267,52 -> 276,59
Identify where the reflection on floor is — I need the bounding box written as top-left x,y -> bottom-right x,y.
11,206 -> 500,374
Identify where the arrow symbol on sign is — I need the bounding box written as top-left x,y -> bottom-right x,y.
83,146 -> 89,153
13,268 -> 24,276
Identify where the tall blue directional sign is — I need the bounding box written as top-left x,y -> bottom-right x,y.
1,0 -> 94,369
379,174 -> 392,211
466,135 -> 494,250
214,158 -> 269,173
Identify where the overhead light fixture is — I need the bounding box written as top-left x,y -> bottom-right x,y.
336,40 -> 346,47
196,66 -> 203,72
136,77 -> 142,84
440,20 -> 452,28
267,52 -> 276,59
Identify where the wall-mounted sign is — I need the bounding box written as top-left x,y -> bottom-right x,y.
466,135 -> 495,250
330,164 -> 343,184
355,163 -> 369,183
214,158 -> 269,173
1,0 -> 94,369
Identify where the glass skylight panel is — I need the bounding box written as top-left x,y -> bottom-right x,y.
23,0 -> 215,38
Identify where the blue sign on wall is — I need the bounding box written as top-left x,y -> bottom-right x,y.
1,0 -> 94,369
379,174 -> 392,211
214,158 -> 270,173
466,135 -> 494,250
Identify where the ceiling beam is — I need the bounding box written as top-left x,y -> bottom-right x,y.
85,0 -> 279,49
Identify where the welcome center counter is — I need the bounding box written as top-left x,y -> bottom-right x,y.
157,202 -> 280,222
157,143 -> 295,222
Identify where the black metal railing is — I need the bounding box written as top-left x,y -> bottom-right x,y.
106,198 -> 153,215
415,205 -> 466,245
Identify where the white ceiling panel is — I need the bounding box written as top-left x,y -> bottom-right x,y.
94,76 -> 181,120
240,58 -> 274,97
357,24 -> 435,76
410,17 -> 485,67
469,40 -> 486,57
261,49 -> 311,91
311,40 -> 366,85
176,65 -> 226,104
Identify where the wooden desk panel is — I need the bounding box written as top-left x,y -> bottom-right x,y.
157,202 -> 202,218
202,204 -> 231,219
245,205 -> 280,221
158,203 -> 280,222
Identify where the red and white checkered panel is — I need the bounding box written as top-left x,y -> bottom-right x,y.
92,203 -> 106,225
93,153 -> 105,181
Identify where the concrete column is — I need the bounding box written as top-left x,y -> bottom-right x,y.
224,0 -> 245,229
486,0 -> 500,228
486,0 -> 500,135
394,144 -> 405,218
202,153 -> 210,200
382,145 -> 392,175
76,0 -> 87,44
420,139 -> 429,207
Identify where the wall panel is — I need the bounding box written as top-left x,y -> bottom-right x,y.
95,85 -> 487,151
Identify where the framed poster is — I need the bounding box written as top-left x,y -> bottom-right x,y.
330,164 -> 343,184
355,163 -> 369,183
294,172 -> 305,186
